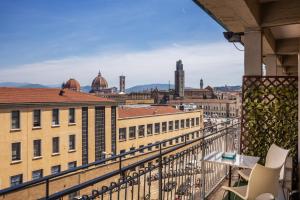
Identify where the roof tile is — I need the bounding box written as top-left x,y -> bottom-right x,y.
0,87 -> 114,104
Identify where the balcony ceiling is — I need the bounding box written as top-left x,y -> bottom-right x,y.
195,0 -> 300,67
271,24 -> 300,39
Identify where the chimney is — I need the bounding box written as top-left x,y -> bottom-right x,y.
59,89 -> 65,96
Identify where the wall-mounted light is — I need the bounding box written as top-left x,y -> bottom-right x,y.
223,32 -> 244,51
223,32 -> 244,43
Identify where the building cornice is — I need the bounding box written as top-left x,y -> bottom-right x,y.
0,101 -> 118,109
118,109 -> 202,120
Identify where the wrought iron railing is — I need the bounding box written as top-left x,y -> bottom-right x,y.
0,119 -> 240,200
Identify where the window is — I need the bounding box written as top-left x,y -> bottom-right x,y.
139,145 -> 144,153
180,119 -> 185,129
169,140 -> 173,145
33,110 -> 41,127
12,142 -> 21,161
119,128 -> 127,141
32,169 -> 43,180
192,133 -> 195,139
147,124 -> 153,135
68,161 -> 77,169
191,118 -> 195,127
175,138 -> 179,143
168,121 -> 173,131
52,137 -> 59,154
51,165 -> 61,174
163,142 -> 166,147
138,125 -> 145,137
130,147 -> 135,156
69,135 -> 76,151
95,107 -> 105,161
175,120 -> 179,130
82,107 -> 88,165
196,117 -> 200,126
154,123 -> 160,134
11,111 -> 20,129
181,136 -> 184,142
69,108 -> 75,124
33,139 -> 41,157
186,119 -> 190,127
129,126 -> 136,139
10,174 -> 22,186
52,109 -> 59,126
148,143 -> 152,151
162,122 -> 167,132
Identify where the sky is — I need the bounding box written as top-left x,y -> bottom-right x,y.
0,0 -> 244,88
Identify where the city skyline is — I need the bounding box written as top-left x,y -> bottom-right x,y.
0,0 -> 243,88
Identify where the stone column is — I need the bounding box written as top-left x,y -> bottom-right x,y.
265,54 -> 277,76
244,29 -> 263,76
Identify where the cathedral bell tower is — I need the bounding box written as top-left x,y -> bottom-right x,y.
174,60 -> 185,98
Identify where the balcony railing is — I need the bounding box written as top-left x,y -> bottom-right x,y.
0,119 -> 240,200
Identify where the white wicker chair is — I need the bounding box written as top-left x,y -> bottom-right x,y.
222,164 -> 281,200
237,144 -> 290,199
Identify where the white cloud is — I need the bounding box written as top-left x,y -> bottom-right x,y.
0,42 -> 243,88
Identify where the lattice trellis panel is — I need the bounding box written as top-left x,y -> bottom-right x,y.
241,76 -> 298,189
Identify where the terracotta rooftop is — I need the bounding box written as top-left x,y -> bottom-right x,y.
168,98 -> 236,104
0,87 -> 114,104
118,106 -> 184,118
184,88 -> 210,92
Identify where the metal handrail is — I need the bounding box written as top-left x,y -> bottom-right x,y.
43,121 -> 240,200
0,118 -> 238,197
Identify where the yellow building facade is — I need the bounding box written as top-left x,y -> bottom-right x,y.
0,88 -> 204,192
0,88 -> 117,189
117,106 -> 203,155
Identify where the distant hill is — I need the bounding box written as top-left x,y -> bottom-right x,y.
81,85 -> 91,93
0,82 -> 32,87
126,84 -> 175,93
0,82 -> 48,88
19,84 -> 48,88
0,82 -> 241,93
214,85 -> 241,92
0,82 -> 93,93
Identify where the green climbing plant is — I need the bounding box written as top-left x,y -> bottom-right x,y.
243,82 -> 298,164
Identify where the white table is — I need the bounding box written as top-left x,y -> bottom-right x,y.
204,151 -> 260,199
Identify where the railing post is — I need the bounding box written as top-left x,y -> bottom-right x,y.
201,138 -> 206,200
158,143 -> 163,200
119,156 -> 123,177
225,123 -> 228,152
45,179 -> 49,199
